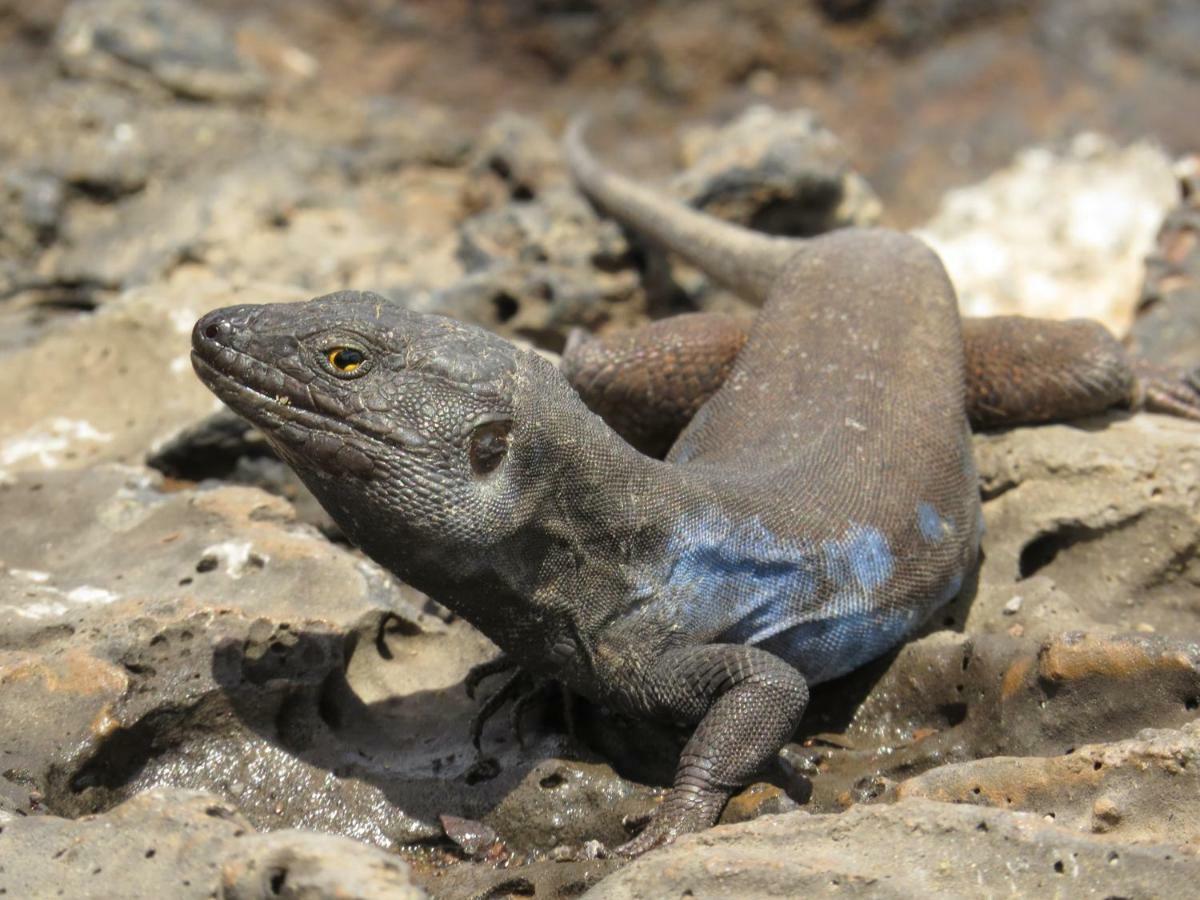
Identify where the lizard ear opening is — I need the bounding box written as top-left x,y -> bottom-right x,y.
469,420 -> 511,476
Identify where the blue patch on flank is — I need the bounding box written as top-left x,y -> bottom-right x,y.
917,502 -> 953,543
834,525 -> 894,589
657,513 -> 919,683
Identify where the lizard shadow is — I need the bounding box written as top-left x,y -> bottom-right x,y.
201,562 -> 982,835
204,620 -> 640,845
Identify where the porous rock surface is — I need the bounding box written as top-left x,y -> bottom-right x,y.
584,798 -> 1198,898
917,134 -> 1179,331
0,789 -> 426,899
2,1 -> 1200,897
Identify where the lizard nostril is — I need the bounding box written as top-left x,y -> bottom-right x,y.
204,323 -> 221,339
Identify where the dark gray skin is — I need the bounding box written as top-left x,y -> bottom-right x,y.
192,124 -> 1200,857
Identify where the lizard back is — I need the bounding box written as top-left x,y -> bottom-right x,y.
650,228 -> 980,683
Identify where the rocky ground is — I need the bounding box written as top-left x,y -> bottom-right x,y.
1,1 -> 1199,897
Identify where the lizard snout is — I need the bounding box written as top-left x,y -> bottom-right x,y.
192,304 -> 258,354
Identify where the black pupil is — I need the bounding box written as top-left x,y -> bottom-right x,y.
470,422 -> 509,475
334,348 -> 363,368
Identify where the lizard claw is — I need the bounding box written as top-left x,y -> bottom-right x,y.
508,681 -> 548,749
613,788 -> 727,857
469,670 -> 557,750
464,653 -> 519,701
469,668 -> 526,750
1133,360 -> 1200,422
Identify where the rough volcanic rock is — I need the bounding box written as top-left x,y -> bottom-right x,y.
673,105 -> 882,237
0,279 -> 302,476
352,97 -> 475,173
0,789 -> 426,899
969,414 -> 1200,639
220,829 -> 427,899
55,0 -> 268,101
1036,0 -> 1200,81
582,798 -> 1200,898
896,721 -> 1200,848
434,185 -> 642,349
917,134 -> 1179,331
463,113 -> 570,210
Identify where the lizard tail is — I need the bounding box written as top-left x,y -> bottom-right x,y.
564,116 -> 803,306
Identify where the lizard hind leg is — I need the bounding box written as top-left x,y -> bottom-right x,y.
561,313 -> 748,457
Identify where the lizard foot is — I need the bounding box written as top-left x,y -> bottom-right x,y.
466,658 -> 555,750
469,667 -> 527,749
1133,361 -> 1200,421
464,653 -> 519,701
614,787 -> 727,858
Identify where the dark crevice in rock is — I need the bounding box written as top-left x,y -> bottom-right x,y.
146,411 -> 276,482
1018,516 -> 1142,580
53,706 -> 194,816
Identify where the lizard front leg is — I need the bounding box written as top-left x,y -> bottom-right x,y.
615,643 -> 808,856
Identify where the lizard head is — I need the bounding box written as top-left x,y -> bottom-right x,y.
191,290 -> 564,580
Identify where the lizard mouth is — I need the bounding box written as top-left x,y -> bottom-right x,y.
190,306 -> 367,443
189,350 -> 354,438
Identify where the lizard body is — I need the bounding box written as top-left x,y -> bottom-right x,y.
192,122 -> 1199,855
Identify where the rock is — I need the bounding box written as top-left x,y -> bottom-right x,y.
0,790 -> 255,899
45,145 -> 321,289
220,830 -> 426,900
463,113 -> 569,210
0,788 -> 426,900
870,0 -> 1034,51
146,410 -> 337,536
0,463 -> 498,847
483,759 -> 658,852
422,859 -> 620,900
433,185 -> 643,349
969,415 -> 1200,639
353,98 -> 474,173
916,134 -> 1179,331
1129,156 -> 1200,370
0,279 -> 302,477
55,0 -> 268,101
1037,0 -> 1200,81
582,799 -> 1200,898
673,105 -> 882,236
896,720 -> 1200,846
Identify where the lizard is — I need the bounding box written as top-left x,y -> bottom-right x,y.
191,120 -> 1200,857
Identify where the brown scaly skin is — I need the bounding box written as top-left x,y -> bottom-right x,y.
563,313 -> 1200,456
190,123 -> 1197,859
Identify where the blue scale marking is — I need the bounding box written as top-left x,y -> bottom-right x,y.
657,507 -> 961,684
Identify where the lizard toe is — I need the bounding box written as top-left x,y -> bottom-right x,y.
613,787 -> 727,857
1133,360 -> 1200,422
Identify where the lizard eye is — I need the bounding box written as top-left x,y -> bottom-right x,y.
469,420 -> 510,476
325,347 -> 366,375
